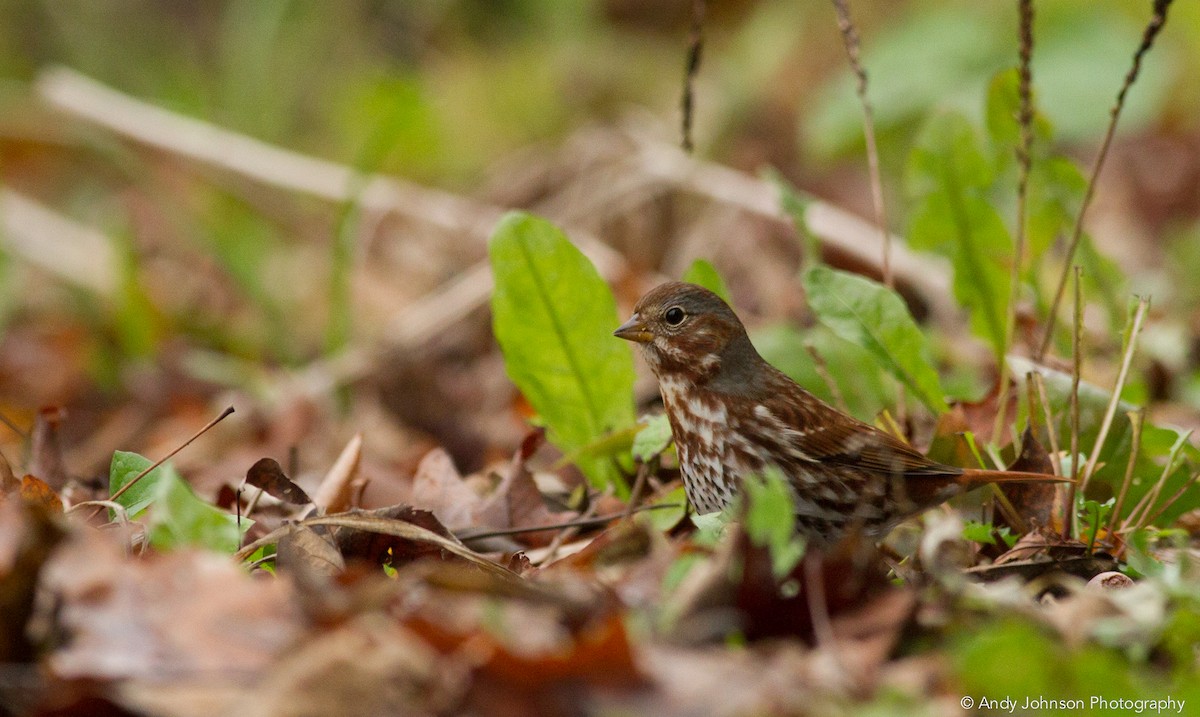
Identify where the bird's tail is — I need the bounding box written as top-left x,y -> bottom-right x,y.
956,468 -> 1070,490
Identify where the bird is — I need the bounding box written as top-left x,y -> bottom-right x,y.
614,281 -> 1062,544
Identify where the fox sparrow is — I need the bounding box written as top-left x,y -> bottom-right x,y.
615,281 -> 1059,544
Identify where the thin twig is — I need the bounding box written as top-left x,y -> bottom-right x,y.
623,457 -> 658,520
1141,471 -> 1200,530
1108,409 -> 1144,536
1063,267 -> 1083,540
1123,430 -> 1192,533
110,406 -> 235,503
831,0 -> 890,287
1036,0 -> 1174,360
993,0 -> 1036,442
680,0 -> 706,153
458,503 -> 680,542
1030,372 -> 1061,474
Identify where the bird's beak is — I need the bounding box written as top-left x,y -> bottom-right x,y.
613,313 -> 653,343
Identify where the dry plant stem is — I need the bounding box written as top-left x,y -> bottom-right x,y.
831,0 -> 890,288
540,501 -> 599,566
1080,297 -> 1149,493
623,457 -> 657,520
1141,471 -> 1200,530
992,0 -> 1036,443
680,0 -> 706,153
0,189 -> 118,297
458,503 -> 680,541
1031,372 -> 1062,472
1107,410 -> 1144,535
1123,431 -> 1192,532
805,343 -> 849,413
1063,268 -> 1083,540
1036,0 -> 1174,361
109,406 -> 235,503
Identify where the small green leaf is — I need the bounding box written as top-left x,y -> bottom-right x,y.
744,467 -> 806,578
632,414 -> 673,462
640,485 -> 688,534
148,467 -> 247,554
109,450 -> 175,519
803,265 -> 948,413
489,212 -> 637,494
681,259 -> 731,304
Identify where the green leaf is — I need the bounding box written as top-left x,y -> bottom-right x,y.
681,259 -> 731,304
802,265 -> 947,413
148,465 -> 247,554
632,414 -> 673,463
109,450 -> 175,519
744,466 -> 806,578
907,193 -> 1012,355
489,212 -> 637,494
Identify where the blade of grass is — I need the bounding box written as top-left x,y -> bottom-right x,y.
1063,267 -> 1082,539
1080,297 -> 1149,493
1107,409 -> 1144,535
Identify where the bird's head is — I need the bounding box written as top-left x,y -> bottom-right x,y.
614,281 -> 752,383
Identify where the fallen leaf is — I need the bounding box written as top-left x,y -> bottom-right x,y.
20,474 -> 64,512
245,457 -> 312,505
276,523 -> 345,577
38,531 -> 302,682
409,448 -> 480,531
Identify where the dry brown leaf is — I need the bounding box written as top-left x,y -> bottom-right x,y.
39,531 -> 302,681
409,447 -> 480,531
276,523 -> 345,577
20,474 -> 64,513
245,457 -> 312,505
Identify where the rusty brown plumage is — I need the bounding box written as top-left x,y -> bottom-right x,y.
615,281 -> 1061,544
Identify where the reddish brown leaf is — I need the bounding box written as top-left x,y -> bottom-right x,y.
331,505 -> 460,568
245,457 -> 312,505
0,448 -> 17,494
998,426 -> 1063,533
20,474 -> 63,513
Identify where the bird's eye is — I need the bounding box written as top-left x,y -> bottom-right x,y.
664,307 -> 686,326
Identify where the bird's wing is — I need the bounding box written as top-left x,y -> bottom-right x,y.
764,380 -> 956,478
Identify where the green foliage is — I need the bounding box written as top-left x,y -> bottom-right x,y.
962,520 -> 1015,548
802,265 -> 947,413
681,259 -> 731,304
752,323 -> 894,421
109,449 -> 171,518
906,112 -> 1011,358
762,167 -> 820,269
489,211 -> 637,494
743,467 -> 806,578
109,451 -> 248,553
632,414 -> 673,463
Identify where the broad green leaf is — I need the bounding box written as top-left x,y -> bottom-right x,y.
632,414 -> 673,463
110,450 -> 176,519
489,212 -> 636,494
744,467 -> 805,578
907,192 -> 1011,355
907,112 -> 1012,357
640,485 -> 688,534
803,265 -> 947,413
148,465 -> 247,554
681,259 -> 731,304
